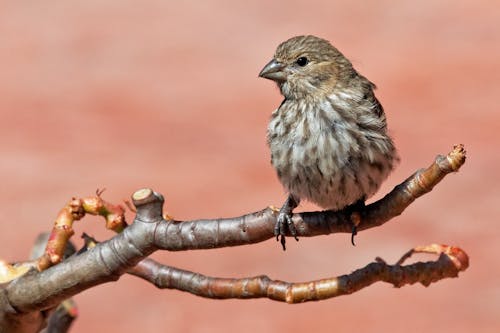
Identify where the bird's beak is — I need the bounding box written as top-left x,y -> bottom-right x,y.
259,59 -> 286,82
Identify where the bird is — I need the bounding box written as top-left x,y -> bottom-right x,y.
259,35 -> 398,250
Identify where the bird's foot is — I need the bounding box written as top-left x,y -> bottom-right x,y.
275,210 -> 298,250
274,195 -> 299,251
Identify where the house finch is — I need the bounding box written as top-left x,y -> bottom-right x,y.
259,35 -> 398,250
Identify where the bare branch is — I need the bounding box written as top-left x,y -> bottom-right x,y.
129,244 -> 468,303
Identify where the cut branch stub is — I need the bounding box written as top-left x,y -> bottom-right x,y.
132,188 -> 164,224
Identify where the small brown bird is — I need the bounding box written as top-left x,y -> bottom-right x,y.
259,35 -> 398,250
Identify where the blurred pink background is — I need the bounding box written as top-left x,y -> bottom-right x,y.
1,1 -> 498,332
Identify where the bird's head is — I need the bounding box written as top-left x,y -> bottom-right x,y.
259,35 -> 353,100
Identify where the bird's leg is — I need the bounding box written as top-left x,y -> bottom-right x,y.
347,198 -> 366,246
275,195 -> 300,251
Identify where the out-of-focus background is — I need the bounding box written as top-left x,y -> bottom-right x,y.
1,1 -> 498,332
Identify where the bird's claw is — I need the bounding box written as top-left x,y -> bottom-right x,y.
349,207 -> 363,247
274,211 -> 298,251
351,225 -> 357,246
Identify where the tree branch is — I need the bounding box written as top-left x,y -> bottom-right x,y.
81,234 -> 469,303
128,244 -> 468,303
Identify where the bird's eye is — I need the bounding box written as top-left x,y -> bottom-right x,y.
296,57 -> 309,67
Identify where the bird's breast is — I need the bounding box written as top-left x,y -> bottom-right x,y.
267,98 -> 395,209
268,99 -> 356,171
